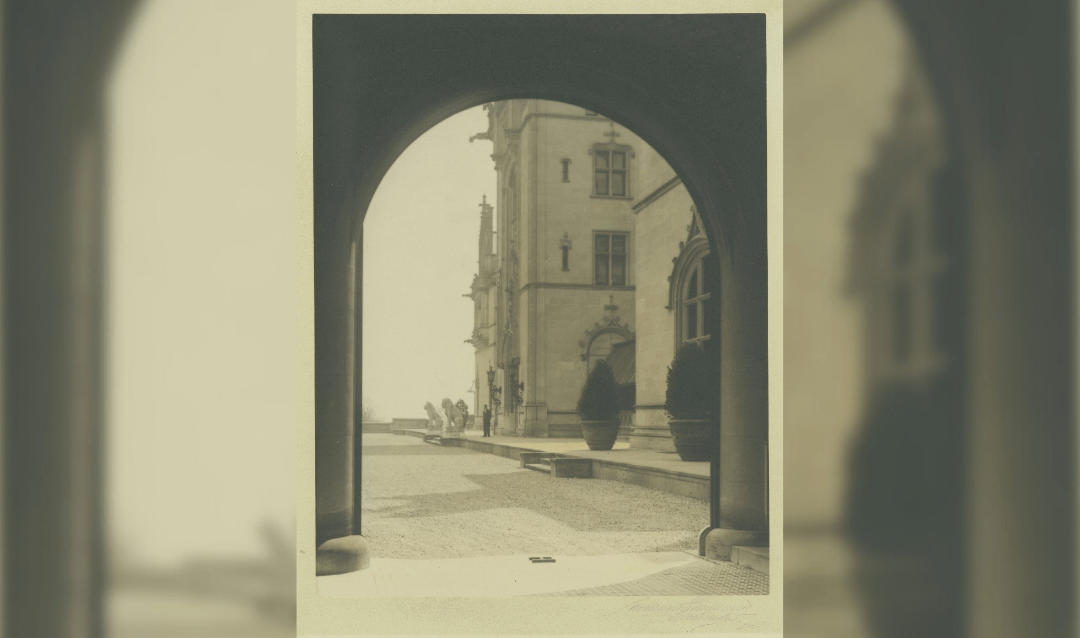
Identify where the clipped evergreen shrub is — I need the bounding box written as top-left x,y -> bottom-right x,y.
577,360 -> 620,421
665,343 -> 715,420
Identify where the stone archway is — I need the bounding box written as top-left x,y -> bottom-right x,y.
311,14 -> 771,575
579,299 -> 635,375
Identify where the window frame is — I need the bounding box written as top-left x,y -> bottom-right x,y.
593,231 -> 630,286
876,201 -> 948,382
668,230 -> 715,348
589,141 -> 634,199
681,256 -> 711,345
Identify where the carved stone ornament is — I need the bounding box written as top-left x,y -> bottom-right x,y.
578,295 -> 635,360
468,103 -> 496,143
667,207 -> 711,310
589,121 -> 636,159
677,205 -> 705,254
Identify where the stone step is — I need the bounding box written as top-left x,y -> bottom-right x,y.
422,434 -> 442,445
731,545 -> 769,574
523,462 -> 552,474
519,451 -> 560,468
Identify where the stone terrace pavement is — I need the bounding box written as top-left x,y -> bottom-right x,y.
319,433 -> 767,598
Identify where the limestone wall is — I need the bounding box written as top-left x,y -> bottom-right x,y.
512,100 -> 647,435
631,179 -> 695,451
634,184 -> 696,406
479,100 -> 698,440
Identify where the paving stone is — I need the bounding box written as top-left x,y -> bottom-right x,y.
361,433 -> 707,560
363,445 -> 480,456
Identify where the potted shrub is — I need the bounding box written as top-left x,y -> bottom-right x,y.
577,360 -> 621,450
665,343 -> 716,461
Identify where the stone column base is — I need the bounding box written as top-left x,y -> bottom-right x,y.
523,403 -> 549,437
629,423 -> 676,452
704,528 -> 768,562
699,526 -> 713,556
629,407 -> 676,452
316,535 -> 370,575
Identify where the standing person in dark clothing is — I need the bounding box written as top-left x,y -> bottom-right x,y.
482,405 -> 492,437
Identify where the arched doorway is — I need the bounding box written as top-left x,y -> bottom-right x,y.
309,14 -> 772,575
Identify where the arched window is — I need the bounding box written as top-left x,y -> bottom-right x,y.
846,59 -> 950,388
681,254 -> 711,344
578,301 -> 635,375
668,210 -> 716,346
877,200 -> 946,381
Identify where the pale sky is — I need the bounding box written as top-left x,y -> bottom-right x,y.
362,107 -> 497,421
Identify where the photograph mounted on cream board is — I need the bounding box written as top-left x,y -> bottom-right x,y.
296,2 -> 782,635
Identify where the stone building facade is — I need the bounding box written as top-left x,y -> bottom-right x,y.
467,99 -> 716,451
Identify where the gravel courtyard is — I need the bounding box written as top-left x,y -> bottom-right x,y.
360,433 -> 708,559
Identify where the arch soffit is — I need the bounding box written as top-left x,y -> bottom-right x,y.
337,91 -> 754,279
311,17 -> 766,271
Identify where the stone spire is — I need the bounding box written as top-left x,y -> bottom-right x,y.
478,195 -> 495,275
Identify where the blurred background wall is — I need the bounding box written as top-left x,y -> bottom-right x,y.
785,2 -> 913,633
105,1 -> 297,635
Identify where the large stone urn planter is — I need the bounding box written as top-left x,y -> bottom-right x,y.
667,418 -> 713,461
580,419 -> 620,451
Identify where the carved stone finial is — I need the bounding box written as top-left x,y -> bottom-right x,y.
604,294 -> 619,316
685,205 -> 702,244
603,121 -> 621,140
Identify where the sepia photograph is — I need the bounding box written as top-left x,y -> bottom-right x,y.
297,5 -> 783,635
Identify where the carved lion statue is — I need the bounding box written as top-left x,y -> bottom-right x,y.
423,401 -> 444,429
442,398 -> 464,430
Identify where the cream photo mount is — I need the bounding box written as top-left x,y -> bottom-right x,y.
296,3 -> 784,636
